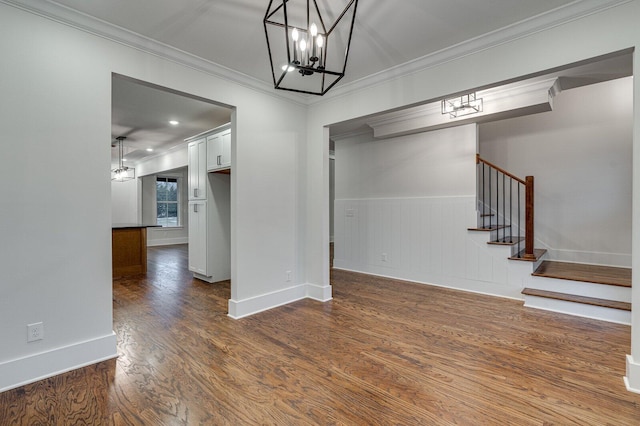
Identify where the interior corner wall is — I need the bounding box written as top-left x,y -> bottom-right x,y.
0,1 -> 307,391
479,77 -> 633,267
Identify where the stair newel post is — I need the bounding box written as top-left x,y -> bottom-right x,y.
524,175 -> 535,259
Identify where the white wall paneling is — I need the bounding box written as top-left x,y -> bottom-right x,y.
334,196 -> 525,299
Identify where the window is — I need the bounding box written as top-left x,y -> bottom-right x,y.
156,177 -> 180,227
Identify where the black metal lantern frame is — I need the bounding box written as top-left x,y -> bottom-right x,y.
264,0 -> 358,96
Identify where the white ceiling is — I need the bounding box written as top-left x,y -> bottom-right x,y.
19,0 -> 627,165
50,0 -> 582,86
111,76 -> 231,168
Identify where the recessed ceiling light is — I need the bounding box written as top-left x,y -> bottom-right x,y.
146,148 -> 153,152
169,120 -> 179,126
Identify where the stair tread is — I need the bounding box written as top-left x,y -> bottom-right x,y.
488,236 -> 525,246
522,288 -> 631,311
509,248 -> 547,262
533,260 -> 631,287
468,225 -> 510,231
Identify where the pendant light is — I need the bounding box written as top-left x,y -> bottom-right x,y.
264,0 -> 359,96
111,136 -> 135,182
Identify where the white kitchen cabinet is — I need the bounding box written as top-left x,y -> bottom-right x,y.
187,138 -> 207,200
188,200 -> 207,276
206,125 -> 231,171
185,124 -> 232,283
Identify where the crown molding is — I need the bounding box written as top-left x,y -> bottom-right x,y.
312,0 -> 632,104
0,0 -> 308,106
1,0 -> 630,107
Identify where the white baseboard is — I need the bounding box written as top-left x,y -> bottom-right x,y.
625,355 -> 640,394
306,283 -> 333,302
0,332 -> 118,392
147,237 -> 188,247
331,262 -> 524,301
227,283 -> 333,319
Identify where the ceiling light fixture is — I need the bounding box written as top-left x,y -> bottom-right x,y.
111,136 -> 135,182
263,0 -> 359,96
442,92 -> 483,118
169,120 -> 179,125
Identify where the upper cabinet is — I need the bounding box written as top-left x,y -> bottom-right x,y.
187,137 -> 207,200
207,125 -> 231,172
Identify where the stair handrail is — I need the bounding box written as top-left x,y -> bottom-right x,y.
476,154 -> 525,184
476,154 -> 535,259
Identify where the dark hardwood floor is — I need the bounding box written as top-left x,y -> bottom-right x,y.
2,244 -> 640,424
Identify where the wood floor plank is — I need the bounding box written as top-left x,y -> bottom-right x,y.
1,244 -> 639,424
523,288 -> 632,311
533,260 -> 632,287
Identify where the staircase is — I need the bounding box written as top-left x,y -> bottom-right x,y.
522,261 -> 631,324
471,155 -> 632,324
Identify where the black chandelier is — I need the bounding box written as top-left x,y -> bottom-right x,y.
264,0 -> 358,96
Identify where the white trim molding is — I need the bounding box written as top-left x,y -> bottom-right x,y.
228,283 -> 333,319
315,0 -> 632,103
0,332 -> 118,392
625,355 -> 640,394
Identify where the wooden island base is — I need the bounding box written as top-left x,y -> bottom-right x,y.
112,224 -> 155,277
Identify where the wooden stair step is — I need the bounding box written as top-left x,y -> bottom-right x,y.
509,248 -> 547,262
522,288 -> 631,311
479,213 -> 495,217
533,260 -> 631,287
488,236 -> 525,246
468,225 -> 510,232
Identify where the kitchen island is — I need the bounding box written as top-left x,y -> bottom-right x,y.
112,224 -> 159,277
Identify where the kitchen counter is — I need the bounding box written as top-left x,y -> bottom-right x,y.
112,224 -> 159,277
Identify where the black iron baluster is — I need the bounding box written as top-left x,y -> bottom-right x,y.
517,183 -> 521,257
509,178 -> 513,243
488,166 -> 491,229
482,163 -> 486,228
502,173 -> 506,242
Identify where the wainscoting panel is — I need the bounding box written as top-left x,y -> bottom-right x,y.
334,196 -> 525,299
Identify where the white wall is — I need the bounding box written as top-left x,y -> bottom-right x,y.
304,1 -> 640,392
335,125 -> 477,199
111,179 -> 138,224
479,77 -> 633,267
0,2 -> 307,391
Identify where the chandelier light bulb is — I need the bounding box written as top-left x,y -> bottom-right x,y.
317,35 -> 324,48
292,27 -> 299,41
300,39 -> 307,52
310,23 -> 317,37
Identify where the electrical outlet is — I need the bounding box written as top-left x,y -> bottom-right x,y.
27,322 -> 44,342
381,253 -> 388,262
286,270 -> 292,282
